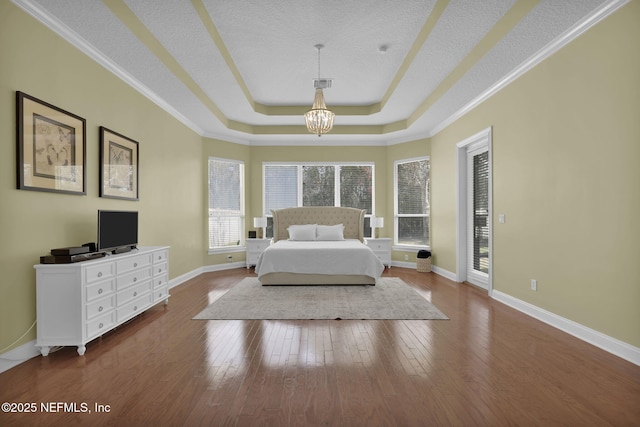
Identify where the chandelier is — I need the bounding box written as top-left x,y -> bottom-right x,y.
304,44 -> 334,137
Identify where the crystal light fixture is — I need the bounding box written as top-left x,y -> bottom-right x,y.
304,44 -> 334,137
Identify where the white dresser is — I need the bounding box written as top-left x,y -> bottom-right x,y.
246,238 -> 270,268
365,238 -> 392,268
34,246 -> 169,356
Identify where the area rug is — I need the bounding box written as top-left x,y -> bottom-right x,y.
192,277 -> 449,320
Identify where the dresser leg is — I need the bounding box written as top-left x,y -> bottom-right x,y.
39,346 -> 50,357
77,345 -> 86,356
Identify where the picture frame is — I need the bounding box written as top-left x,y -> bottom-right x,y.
16,91 -> 86,195
99,126 -> 139,200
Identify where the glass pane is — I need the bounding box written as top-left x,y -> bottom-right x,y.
397,217 -> 429,246
208,215 -> 242,247
264,165 -> 298,213
303,165 -> 335,206
473,151 -> 489,273
340,165 -> 372,213
209,159 -> 241,211
397,160 -> 429,214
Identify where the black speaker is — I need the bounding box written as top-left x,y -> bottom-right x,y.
248,231 -> 257,239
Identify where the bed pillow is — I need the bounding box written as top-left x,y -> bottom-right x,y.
287,224 -> 317,241
316,224 -> 345,241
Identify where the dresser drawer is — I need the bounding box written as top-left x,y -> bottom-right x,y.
117,281 -> 151,305
117,293 -> 152,322
153,274 -> 168,289
86,295 -> 115,320
85,262 -> 115,284
86,279 -> 115,302
154,262 -> 168,276
86,311 -> 116,340
153,250 -> 168,263
117,267 -> 152,290
153,286 -> 169,303
116,253 -> 152,273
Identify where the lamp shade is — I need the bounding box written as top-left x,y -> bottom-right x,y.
253,217 -> 267,228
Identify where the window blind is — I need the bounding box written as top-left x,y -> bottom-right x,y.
208,158 -> 244,249
470,150 -> 489,274
395,158 -> 430,246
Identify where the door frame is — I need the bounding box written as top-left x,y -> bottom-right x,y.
456,126 -> 493,295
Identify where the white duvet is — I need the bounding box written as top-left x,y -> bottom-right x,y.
255,239 -> 384,280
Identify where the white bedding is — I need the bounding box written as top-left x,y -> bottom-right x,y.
255,239 -> 384,281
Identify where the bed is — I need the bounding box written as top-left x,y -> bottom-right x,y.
255,206 -> 385,285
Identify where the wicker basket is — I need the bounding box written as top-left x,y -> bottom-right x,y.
417,257 -> 431,273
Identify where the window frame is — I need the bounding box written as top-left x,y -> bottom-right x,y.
393,156 -> 430,251
262,162 -> 375,237
207,156 -> 245,254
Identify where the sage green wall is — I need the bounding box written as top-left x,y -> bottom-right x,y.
0,3 -> 203,354
431,2 -> 640,347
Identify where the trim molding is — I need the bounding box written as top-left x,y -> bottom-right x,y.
0,340 -> 40,374
431,265 -> 457,282
492,290 -> 640,367
431,0 -> 630,137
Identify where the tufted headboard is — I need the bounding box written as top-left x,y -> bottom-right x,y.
271,207 -> 365,243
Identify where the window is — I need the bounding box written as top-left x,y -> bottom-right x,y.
394,157 -> 430,248
263,163 -> 374,237
208,157 -> 244,251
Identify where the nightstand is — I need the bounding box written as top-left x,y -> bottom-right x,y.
365,238 -> 392,268
246,239 -> 270,269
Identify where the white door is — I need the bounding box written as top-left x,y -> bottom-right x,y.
456,127 -> 492,292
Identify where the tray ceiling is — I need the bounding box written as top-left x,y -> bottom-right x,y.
16,0 -> 625,145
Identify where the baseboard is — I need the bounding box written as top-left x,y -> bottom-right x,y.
0,340 -> 40,374
492,290 -> 640,367
168,262 -> 246,290
431,265 -> 457,282
169,267 -> 204,289
390,260 -> 416,269
203,261 -> 248,272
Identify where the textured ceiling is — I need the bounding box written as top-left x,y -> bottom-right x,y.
16,0 -> 625,145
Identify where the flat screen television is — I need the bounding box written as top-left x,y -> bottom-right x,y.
97,210 -> 138,253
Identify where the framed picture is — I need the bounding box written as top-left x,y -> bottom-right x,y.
99,127 -> 139,200
16,91 -> 86,195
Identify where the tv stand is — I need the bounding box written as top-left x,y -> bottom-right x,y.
34,246 -> 170,356
112,245 -> 135,254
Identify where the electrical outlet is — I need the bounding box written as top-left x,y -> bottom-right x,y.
531,279 -> 537,291
404,255 -> 408,261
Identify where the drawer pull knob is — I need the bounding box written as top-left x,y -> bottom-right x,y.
98,289 -> 103,294
99,322 -> 104,328
133,277 -> 137,282
98,306 -> 103,312
97,272 -> 102,278
133,306 -> 138,311
133,291 -> 137,297
134,262 -> 138,267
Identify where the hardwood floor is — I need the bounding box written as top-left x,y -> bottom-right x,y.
1,267 -> 639,426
